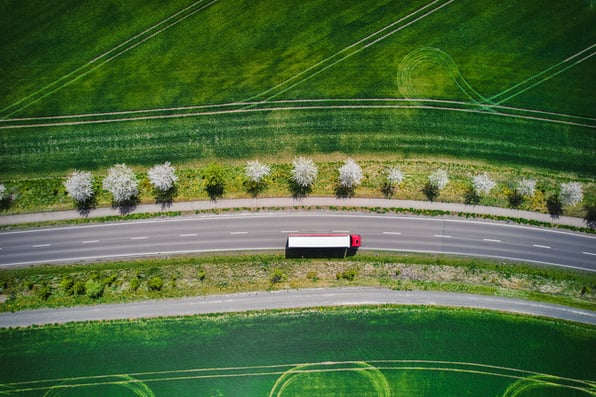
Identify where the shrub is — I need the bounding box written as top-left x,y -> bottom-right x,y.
202,163 -> 226,200
72,280 -> 86,296
507,189 -> 525,209
103,273 -> 118,287
148,276 -> 164,291
60,276 -> 75,295
197,269 -> 206,281
583,202 -> 596,229
546,194 -> 563,218
270,268 -> 285,284
85,279 -> 104,299
336,268 -> 358,281
306,271 -> 319,282
129,277 -> 141,291
37,284 -> 52,301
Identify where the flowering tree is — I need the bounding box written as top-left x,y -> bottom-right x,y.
245,160 -> 271,184
387,166 -> 403,186
244,160 -> 271,196
338,159 -> 363,188
382,166 -> 403,198
290,157 -> 318,189
428,169 -> 449,190
102,164 -> 138,204
0,184 -> 6,201
423,169 -> 448,201
559,182 -> 583,206
64,170 -> 94,204
517,179 -> 536,197
148,162 -> 178,192
472,173 -> 496,196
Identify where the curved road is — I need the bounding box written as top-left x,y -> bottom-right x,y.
1,213 -> 595,271
1,288 -> 595,328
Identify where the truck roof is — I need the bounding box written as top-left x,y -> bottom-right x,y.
287,234 -> 351,248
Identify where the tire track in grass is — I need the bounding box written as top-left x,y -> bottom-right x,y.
4,360 -> 593,395
2,98 -> 594,127
1,98 -> 594,130
0,0 -> 218,119
243,0 -> 454,104
488,43 -> 596,105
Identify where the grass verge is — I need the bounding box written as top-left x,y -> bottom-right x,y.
1,253 -> 594,313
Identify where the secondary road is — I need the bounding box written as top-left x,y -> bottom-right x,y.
1,288 -> 594,328
0,213 -> 595,271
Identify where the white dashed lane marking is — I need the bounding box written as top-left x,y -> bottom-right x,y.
82,240 -> 99,244
533,244 -> 551,249
33,244 -> 51,248
483,239 -> 501,243
131,236 -> 149,240
179,233 -> 198,237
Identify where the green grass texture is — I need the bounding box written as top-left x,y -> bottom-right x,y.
1,0 -> 594,178
0,307 -> 594,396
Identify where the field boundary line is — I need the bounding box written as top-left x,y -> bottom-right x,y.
1,0 -> 218,119
243,0 -> 452,103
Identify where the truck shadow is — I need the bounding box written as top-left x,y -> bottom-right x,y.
285,247 -> 359,259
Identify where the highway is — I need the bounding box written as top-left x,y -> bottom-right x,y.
1,213 -> 595,271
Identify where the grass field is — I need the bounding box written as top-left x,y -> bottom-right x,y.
0,307 -> 594,396
1,0 -> 594,178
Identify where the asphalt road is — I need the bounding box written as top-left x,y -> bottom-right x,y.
1,213 -> 595,271
1,288 -> 594,328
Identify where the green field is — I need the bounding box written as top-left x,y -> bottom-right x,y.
1,0 -> 594,178
0,307 -> 594,396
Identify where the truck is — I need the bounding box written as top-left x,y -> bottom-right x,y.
286,233 -> 361,258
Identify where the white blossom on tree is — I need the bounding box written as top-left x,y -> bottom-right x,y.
102,164 -> 138,203
64,170 -> 94,203
471,172 -> 496,196
517,179 -> 536,197
245,160 -> 271,184
0,184 -> 6,201
338,159 -> 363,188
559,182 -> 583,206
428,169 -> 449,190
386,166 -> 404,186
291,157 -> 318,188
148,161 -> 178,192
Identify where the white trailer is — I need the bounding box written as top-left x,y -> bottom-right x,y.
287,234 -> 361,249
